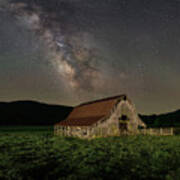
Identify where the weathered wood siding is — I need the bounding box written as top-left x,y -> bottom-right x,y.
89,98 -> 146,138
54,126 -> 90,138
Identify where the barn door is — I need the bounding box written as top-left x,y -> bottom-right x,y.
119,115 -> 129,134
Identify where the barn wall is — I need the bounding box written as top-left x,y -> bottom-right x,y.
111,99 -> 145,134
90,99 -> 145,137
54,125 -> 91,138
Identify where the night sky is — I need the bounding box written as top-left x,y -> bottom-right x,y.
0,0 -> 180,114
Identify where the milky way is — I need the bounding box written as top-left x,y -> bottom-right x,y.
9,0 -> 108,93
1,0 -> 180,114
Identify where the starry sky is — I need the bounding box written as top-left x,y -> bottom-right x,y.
0,0 -> 180,114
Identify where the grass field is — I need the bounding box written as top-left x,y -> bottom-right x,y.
0,127 -> 180,180
0,126 -> 53,134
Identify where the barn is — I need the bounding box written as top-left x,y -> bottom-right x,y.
54,94 -> 146,138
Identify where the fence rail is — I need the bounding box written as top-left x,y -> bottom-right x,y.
139,127 -> 174,136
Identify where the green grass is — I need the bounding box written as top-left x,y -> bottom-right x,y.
0,127 -> 180,179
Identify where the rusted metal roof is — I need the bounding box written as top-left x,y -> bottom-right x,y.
58,116 -> 104,126
56,94 -> 127,126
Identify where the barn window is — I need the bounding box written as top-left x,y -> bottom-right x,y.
138,125 -> 145,129
119,115 -> 128,121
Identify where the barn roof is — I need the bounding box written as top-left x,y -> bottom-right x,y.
56,94 -> 127,126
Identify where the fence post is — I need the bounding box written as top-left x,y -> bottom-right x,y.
171,127 -> 173,135
160,128 -> 162,135
150,128 -> 152,135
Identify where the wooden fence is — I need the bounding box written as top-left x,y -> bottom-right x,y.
139,127 -> 174,136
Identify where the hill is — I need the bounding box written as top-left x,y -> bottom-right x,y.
1,100 -> 179,127
139,109 -> 180,128
0,101 -> 73,126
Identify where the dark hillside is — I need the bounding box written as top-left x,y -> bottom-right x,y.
139,109 -> 180,128
0,101 -> 73,126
